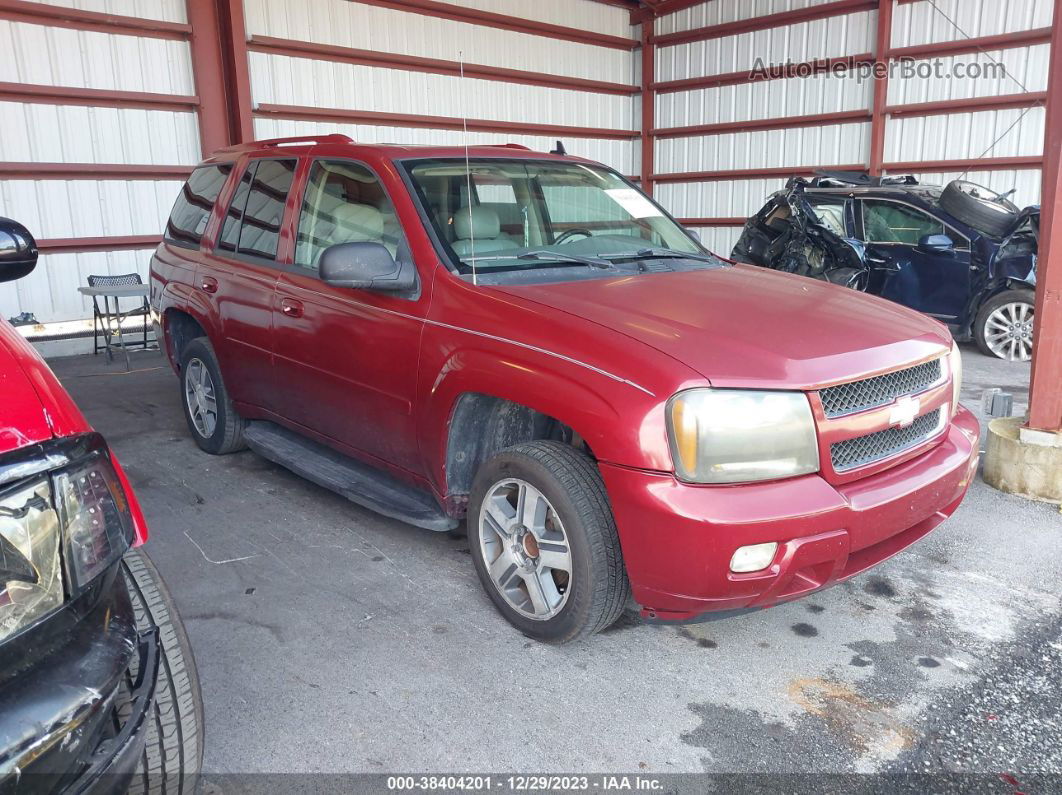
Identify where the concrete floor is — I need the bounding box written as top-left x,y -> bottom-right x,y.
51,345 -> 1060,782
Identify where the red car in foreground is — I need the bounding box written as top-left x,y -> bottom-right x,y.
151,136 -> 980,643
0,218 -> 200,792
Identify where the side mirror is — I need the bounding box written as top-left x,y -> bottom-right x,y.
0,217 -> 38,283
319,242 -> 416,292
917,233 -> 955,254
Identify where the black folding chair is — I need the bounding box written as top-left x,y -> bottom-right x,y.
87,273 -> 152,369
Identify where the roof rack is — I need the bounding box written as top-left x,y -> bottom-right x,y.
215,134 -> 353,154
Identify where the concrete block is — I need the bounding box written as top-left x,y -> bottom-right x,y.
983,417 -> 1062,504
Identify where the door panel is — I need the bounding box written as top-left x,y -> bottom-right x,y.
859,199 -> 971,320
271,159 -> 425,472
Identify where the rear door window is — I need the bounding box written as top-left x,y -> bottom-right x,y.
164,164 -> 232,248
216,159 -> 296,262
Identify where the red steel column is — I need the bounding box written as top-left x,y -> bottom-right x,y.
1027,2 -> 1062,433
219,0 -> 254,144
640,16 -> 655,194
868,0 -> 892,176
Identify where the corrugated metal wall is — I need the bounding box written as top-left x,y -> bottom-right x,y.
655,0 -> 1050,255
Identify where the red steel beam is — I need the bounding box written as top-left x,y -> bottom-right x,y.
869,0 -> 892,176
38,235 -> 162,253
640,17 -> 656,195
653,53 -> 875,95
248,35 -> 639,96
883,155 -> 1044,173
653,109 -> 871,139
0,163 -> 193,180
1028,8 -> 1062,432
0,0 -> 191,39
889,27 -> 1051,60
651,164 -> 869,183
633,0 -> 703,23
254,104 -> 640,140
0,82 -> 198,112
353,0 -> 638,51
218,0 -> 254,145
886,91 -> 1048,118
654,0 -> 877,47
187,0 -> 232,155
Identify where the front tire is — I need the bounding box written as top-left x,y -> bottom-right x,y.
468,441 -> 630,643
180,336 -> 245,454
121,548 -> 204,795
974,289 -> 1035,361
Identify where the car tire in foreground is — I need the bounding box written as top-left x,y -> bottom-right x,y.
121,548 -> 204,795
179,336 -> 245,454
468,441 -> 630,643
974,288 -> 1036,362
939,180 -> 1021,238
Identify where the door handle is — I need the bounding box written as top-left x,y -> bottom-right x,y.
200,276 -> 218,294
280,298 -> 304,318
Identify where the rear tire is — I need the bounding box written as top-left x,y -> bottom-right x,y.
180,336 -> 245,454
121,548 -> 204,795
468,441 -> 630,643
974,289 -> 1035,361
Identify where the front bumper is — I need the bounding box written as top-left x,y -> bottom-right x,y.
0,566 -> 160,794
600,405 -> 980,621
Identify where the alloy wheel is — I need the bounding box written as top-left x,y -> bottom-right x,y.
984,302 -> 1034,362
478,478 -> 572,621
184,358 -> 218,438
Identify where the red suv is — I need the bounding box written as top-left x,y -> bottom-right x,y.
150,135 -> 980,643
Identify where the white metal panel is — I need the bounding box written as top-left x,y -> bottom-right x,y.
656,11 -> 876,82
688,226 -> 743,257
24,0 -> 187,23
430,0 -> 632,38
655,121 -> 871,173
0,21 -> 193,94
656,177 -> 788,219
0,180 -> 181,238
886,45 -> 1050,104
252,118 -> 638,177
656,72 -> 871,128
0,102 -> 200,164
884,107 -> 1046,162
244,0 -> 634,85
892,0 -> 1052,48
658,0 -> 841,37
905,170 -> 1043,210
249,52 -> 635,131
0,249 -> 155,325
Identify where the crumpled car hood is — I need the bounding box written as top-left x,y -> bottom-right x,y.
494,264 -> 952,390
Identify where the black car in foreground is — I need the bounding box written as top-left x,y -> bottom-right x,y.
732,175 -> 1039,361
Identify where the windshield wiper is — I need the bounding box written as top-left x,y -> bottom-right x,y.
517,250 -> 611,269
602,248 -> 721,264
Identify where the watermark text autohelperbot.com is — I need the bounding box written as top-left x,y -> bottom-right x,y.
751,57 -> 1007,83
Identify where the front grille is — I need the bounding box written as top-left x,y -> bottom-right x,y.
819,359 -> 943,418
830,408 -> 945,472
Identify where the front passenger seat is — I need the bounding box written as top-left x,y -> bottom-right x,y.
451,206 -> 516,257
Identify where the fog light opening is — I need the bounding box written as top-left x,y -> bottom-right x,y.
730,542 -> 778,574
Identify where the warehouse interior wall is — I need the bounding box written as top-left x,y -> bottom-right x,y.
0,0 -> 1050,339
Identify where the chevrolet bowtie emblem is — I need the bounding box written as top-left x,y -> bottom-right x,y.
889,396 -> 920,428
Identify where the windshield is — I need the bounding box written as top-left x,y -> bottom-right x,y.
403,158 -> 705,274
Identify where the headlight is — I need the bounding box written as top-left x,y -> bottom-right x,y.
949,340 -> 963,417
54,454 -> 135,590
667,389 -> 819,483
0,479 -> 64,643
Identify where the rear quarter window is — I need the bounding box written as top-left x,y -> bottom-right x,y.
164,164 -> 232,248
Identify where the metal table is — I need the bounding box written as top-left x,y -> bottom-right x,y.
77,284 -> 157,369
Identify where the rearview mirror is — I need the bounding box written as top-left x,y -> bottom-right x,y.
0,217 -> 38,283
917,234 -> 955,254
319,242 -> 416,292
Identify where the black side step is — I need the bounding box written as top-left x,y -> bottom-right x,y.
243,421 -> 457,532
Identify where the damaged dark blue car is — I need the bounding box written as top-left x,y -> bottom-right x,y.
732,174 -> 1039,361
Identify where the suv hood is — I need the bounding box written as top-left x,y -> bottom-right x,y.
0,324 -> 55,454
494,264 -> 952,390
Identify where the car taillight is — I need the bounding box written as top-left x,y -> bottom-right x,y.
53,453 -> 135,590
